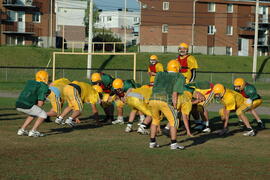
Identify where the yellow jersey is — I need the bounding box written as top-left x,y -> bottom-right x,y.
148,63 -> 164,84
221,89 -> 247,111
72,81 -> 99,104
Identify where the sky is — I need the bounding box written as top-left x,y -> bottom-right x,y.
94,0 -> 140,11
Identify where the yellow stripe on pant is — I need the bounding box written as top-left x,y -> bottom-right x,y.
48,91 -> 62,114
63,85 -> 83,111
149,100 -> 179,128
126,96 -> 152,116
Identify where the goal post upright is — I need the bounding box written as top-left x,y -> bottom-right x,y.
52,52 -> 137,82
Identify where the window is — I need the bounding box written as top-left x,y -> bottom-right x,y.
207,47 -> 214,55
226,25 -> 233,35
32,12 -> 41,23
227,4 -> 233,13
6,35 -> 24,45
208,25 -> 216,35
163,2 -> 170,11
208,2 -> 215,12
107,16 -> 112,21
7,11 -> 16,21
226,47 -> 232,56
162,24 -> 168,33
134,17 -> 139,22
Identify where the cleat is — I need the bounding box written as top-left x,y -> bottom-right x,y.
170,143 -> 185,150
137,126 -> 149,135
149,142 -> 160,148
125,125 -> 132,132
17,128 -> 29,136
202,127 -> 211,133
112,119 -> 124,125
65,119 -> 76,127
257,122 -> 265,129
243,129 -> 255,136
28,130 -> 45,137
55,117 -> 64,125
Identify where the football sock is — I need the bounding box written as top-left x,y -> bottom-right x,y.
150,138 -> 156,142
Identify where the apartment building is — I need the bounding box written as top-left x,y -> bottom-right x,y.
0,0 -> 56,47
94,9 -> 141,45
139,0 -> 270,56
55,0 -> 87,48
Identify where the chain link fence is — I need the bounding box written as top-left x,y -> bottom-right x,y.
1,67 -> 270,88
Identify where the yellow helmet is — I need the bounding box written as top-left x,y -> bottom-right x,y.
150,55 -> 158,61
179,42 -> 189,49
92,85 -> 103,93
112,78 -> 124,89
35,70 -> 49,84
213,84 -> 225,95
91,73 -> 101,82
234,78 -> 245,90
167,60 -> 180,72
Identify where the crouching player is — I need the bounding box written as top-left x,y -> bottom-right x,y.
234,78 -> 264,128
124,85 -> 153,134
55,81 -> 101,127
16,70 -> 50,137
111,78 -> 137,124
148,60 -> 186,150
213,84 -> 255,136
46,78 -> 71,122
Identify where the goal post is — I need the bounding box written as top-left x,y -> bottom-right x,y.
52,52 -> 137,82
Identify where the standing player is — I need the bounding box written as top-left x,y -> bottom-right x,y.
213,84 -> 255,136
148,60 -> 186,150
16,70 -> 50,137
233,78 -> 264,128
176,42 -> 199,83
147,55 -> 164,86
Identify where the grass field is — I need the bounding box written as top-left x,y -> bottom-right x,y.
1,97 -> 270,179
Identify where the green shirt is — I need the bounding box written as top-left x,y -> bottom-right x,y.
123,79 -> 137,92
242,83 -> 261,101
101,73 -> 114,87
150,72 -> 186,103
187,81 -> 212,89
16,80 -> 49,109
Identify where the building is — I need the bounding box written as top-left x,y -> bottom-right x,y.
55,0 -> 87,48
0,0 -> 56,47
139,0 -> 270,56
94,9 -> 141,45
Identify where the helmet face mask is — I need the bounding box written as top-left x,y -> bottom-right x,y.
214,93 -> 223,101
150,60 -> 157,65
178,47 -> 188,56
234,86 -> 241,91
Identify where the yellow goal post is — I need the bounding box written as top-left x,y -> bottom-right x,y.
52,52 -> 137,82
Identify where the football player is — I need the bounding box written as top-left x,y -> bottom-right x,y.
16,70 -> 50,137
55,81 -> 101,127
213,84 -> 255,136
148,60 -> 186,150
147,55 -> 164,86
233,78 -> 264,128
176,43 -> 199,83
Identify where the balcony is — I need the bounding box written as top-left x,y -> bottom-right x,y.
3,0 -> 42,10
3,22 -> 40,35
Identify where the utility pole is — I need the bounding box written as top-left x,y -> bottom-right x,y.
124,0 -> 127,52
252,0 -> 259,81
191,0 -> 198,53
50,0 -> 53,47
87,0 -> 93,79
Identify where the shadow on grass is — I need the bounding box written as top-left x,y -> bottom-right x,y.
256,56 -> 270,80
97,55 -> 115,72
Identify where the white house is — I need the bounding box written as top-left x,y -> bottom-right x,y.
95,10 -> 140,45
55,0 -> 87,48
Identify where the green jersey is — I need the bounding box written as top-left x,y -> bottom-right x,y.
101,73 -> 114,87
123,79 -> 137,92
16,80 -> 49,109
239,83 -> 261,101
150,72 -> 186,103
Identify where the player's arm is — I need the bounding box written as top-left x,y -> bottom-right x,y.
172,92 -> 178,109
189,69 -> 196,83
223,109 -> 230,129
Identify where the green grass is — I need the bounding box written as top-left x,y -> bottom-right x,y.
0,97 -> 270,179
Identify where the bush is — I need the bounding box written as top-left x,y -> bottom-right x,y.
92,33 -> 124,52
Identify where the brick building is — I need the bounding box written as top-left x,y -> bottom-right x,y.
0,0 -> 56,47
139,0 -> 270,56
